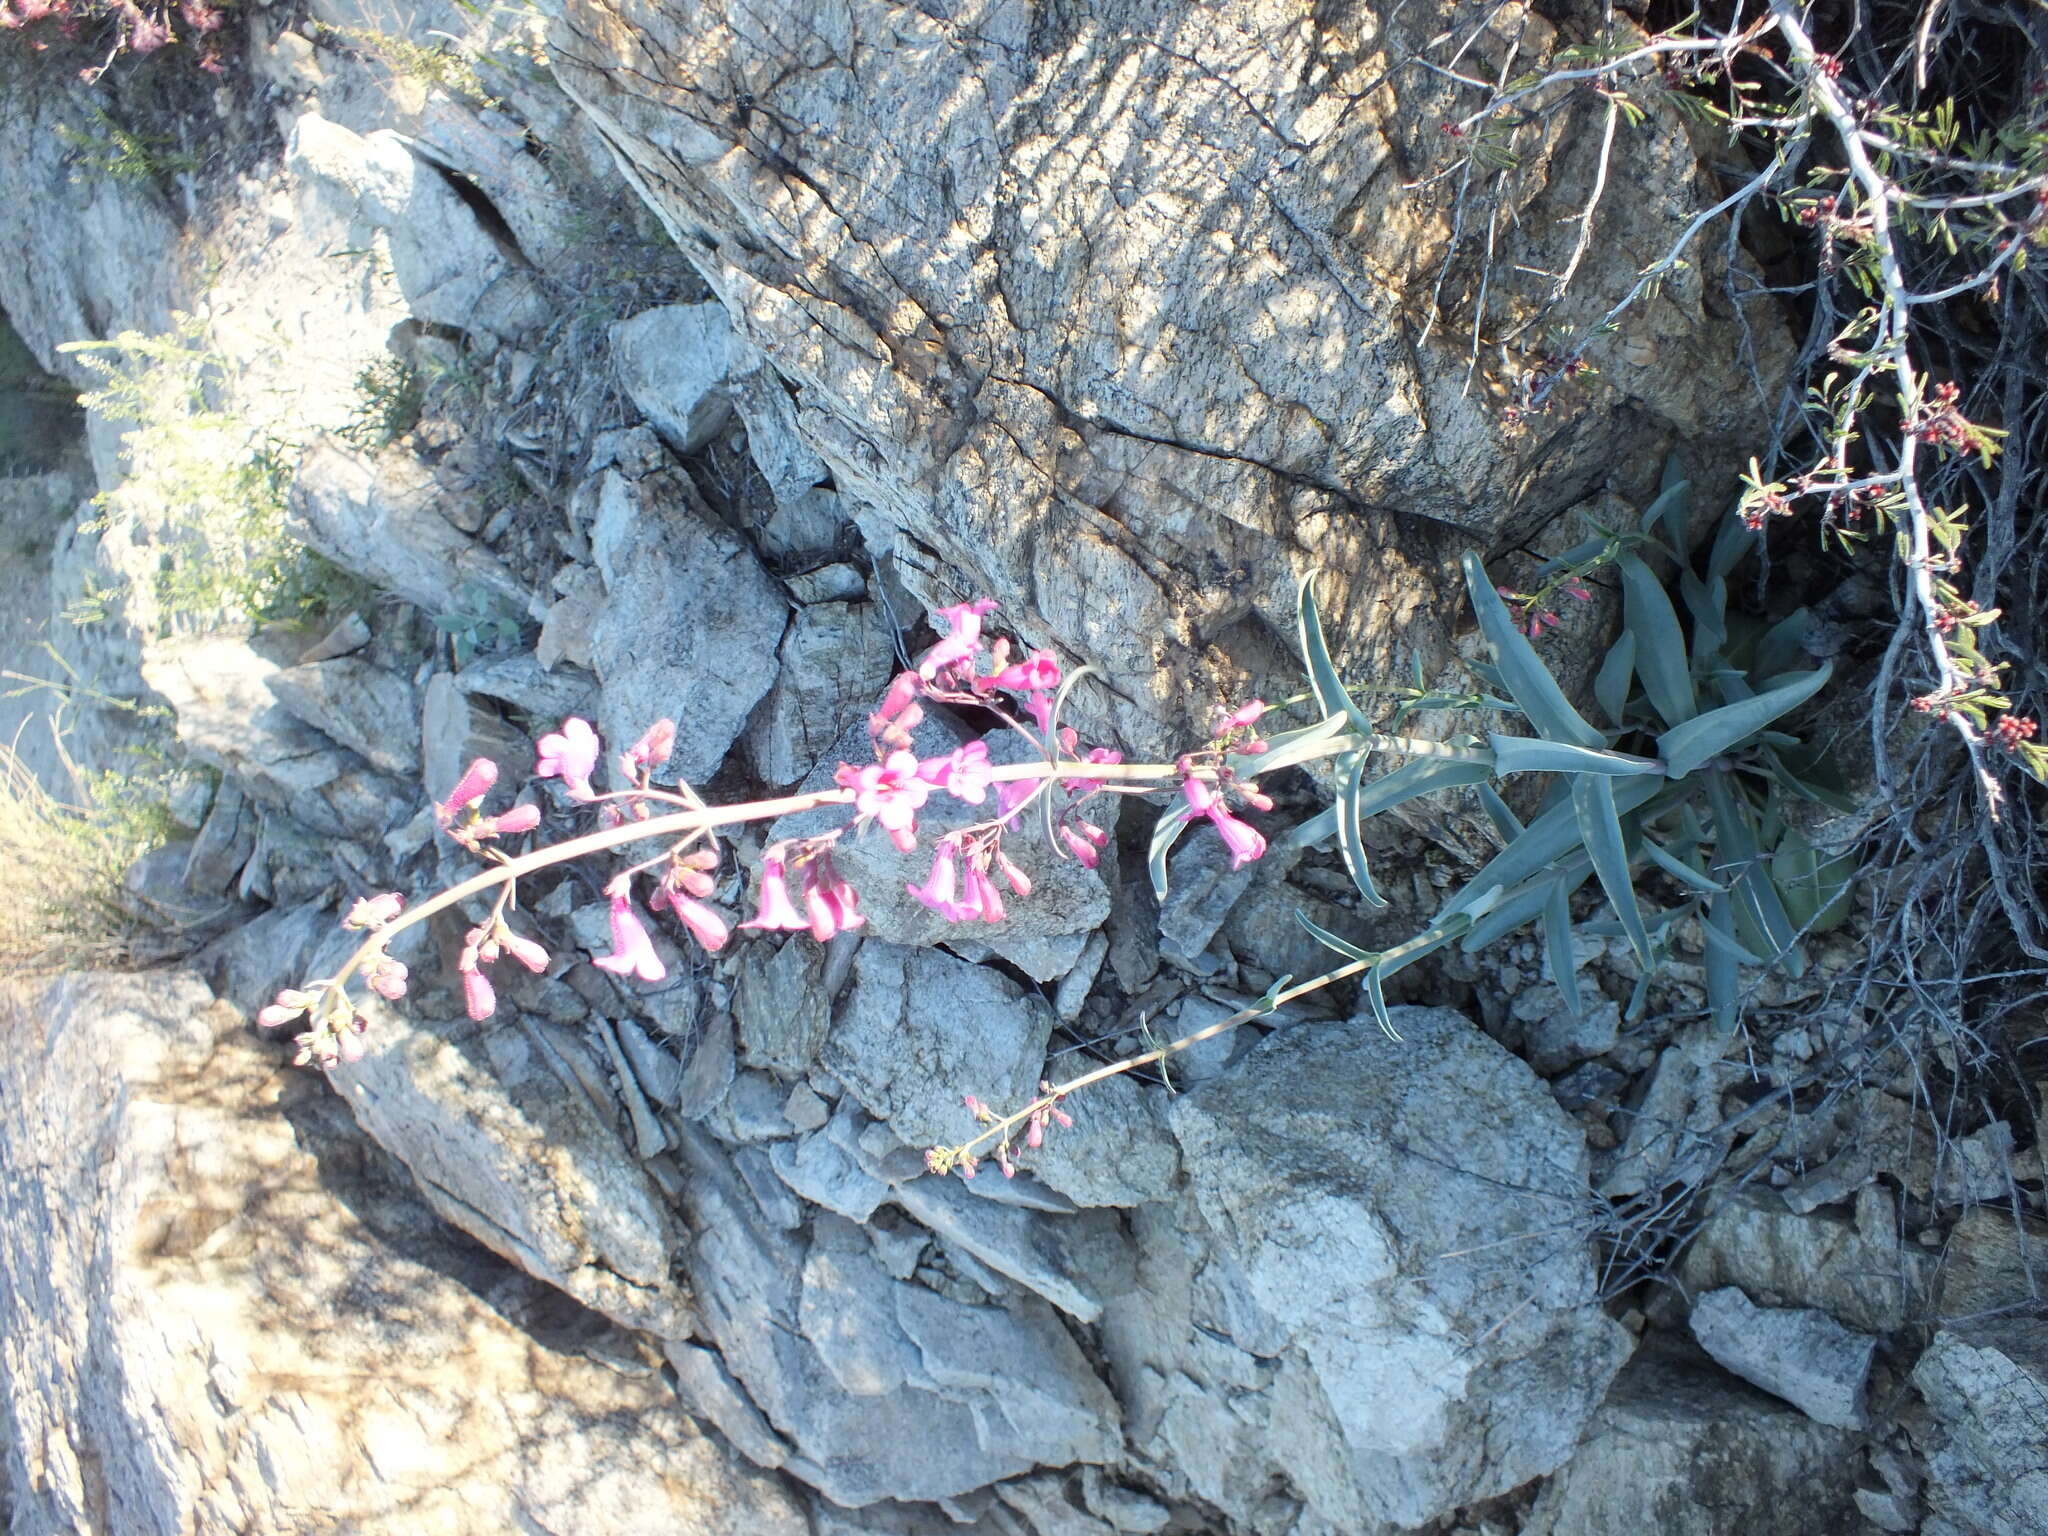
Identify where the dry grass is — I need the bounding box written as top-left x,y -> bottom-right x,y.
0,738 -> 153,977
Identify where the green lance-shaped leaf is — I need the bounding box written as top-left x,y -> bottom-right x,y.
1705,774 -> 1803,975
1618,551 -> 1697,723
1476,782 -> 1523,843
1656,665 -> 1833,779
1354,754 -> 1495,819
1640,836 -> 1725,895
1594,630 -> 1636,729
1233,712 -> 1356,778
1543,875 -> 1584,1021
1296,572 -> 1375,737
1487,735 -> 1662,778
1337,751 -> 1391,909
1640,456 -> 1692,554
1149,805 -> 1192,902
1460,553 -> 1606,749
1443,776 -> 1662,922
1703,890 -> 1740,1031
1573,773 -> 1653,967
1754,607 -> 1815,680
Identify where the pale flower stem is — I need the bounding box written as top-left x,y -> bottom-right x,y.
950,954 -> 1375,1162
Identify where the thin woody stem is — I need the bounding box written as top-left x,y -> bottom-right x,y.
945,955 -> 1376,1163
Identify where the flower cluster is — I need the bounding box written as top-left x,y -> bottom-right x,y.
1494,576 -> 1594,639
2,0 -> 229,77
927,1085 -> 1075,1179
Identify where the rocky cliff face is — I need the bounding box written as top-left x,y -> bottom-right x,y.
1,5 -> 2035,1536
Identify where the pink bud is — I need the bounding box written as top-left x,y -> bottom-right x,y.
462,965 -> 496,1021
344,892 -> 405,930
438,758 -> 499,821
624,718 -> 678,773
366,957 -> 409,1000
499,929 -> 550,973
486,802 -> 542,837
995,851 -> 1033,897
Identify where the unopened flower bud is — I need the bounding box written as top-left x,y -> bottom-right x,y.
344,892 -> 405,930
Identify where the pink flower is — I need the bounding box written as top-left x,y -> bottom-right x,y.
995,850 -> 1033,896
437,757 -> 499,822
653,887 -> 730,952
1022,692 -> 1055,735
1212,699 -> 1267,737
966,867 -> 1006,924
1183,776 -> 1266,869
869,671 -> 924,744
623,719 -> 676,775
740,857 -> 810,932
1066,746 -> 1123,796
1563,579 -> 1593,603
461,965 -> 496,1021
983,649 -> 1061,694
801,854 -> 866,941
127,11 -> 169,51
917,740 -> 993,804
836,751 -> 931,852
536,718 -> 601,801
1061,820 -> 1108,868
593,894 -> 668,982
919,598 -> 998,681
908,843 -> 969,921
344,892 -> 405,930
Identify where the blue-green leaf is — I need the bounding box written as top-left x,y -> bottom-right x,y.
1543,876 -> 1583,1021
1297,573 -> 1375,737
1284,804 -> 1338,852
1443,776 -> 1662,921
1618,551 -> 1697,724
1337,751 -> 1391,909
1233,713 -> 1357,778
1703,891 -> 1739,1030
1755,607 -> 1814,678
1148,806 -> 1192,902
1640,836 -> 1725,894
1594,630 -> 1636,729
1488,734 -> 1663,778
1378,916 -> 1469,978
1680,571 -> 1727,661
1459,877 -> 1552,950
1707,511 -> 1754,582
1362,965 -> 1398,1039
1477,783 -> 1523,843
1656,665 -> 1833,779
1460,553 -> 1605,749
1573,774 -> 1652,966
1354,754 -> 1495,820
1643,457 -> 1692,553
1296,911 -> 1374,964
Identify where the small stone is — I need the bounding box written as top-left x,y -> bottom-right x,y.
1690,1287 -> 1875,1428
782,1082 -> 829,1133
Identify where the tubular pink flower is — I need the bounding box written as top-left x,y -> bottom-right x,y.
658,891 -> 731,953
593,895 -> 668,982
966,867 -> 1006,924
461,965 -> 496,1021
917,740 -> 993,804
1213,699 -> 1267,737
919,598 -> 997,681
1181,777 -> 1218,816
983,649 -> 1061,694
344,892 -> 405,930
437,757 -> 499,822
740,857 -> 810,932
1022,692 -> 1055,734
1206,804 -> 1268,869
837,750 -> 931,851
870,671 -> 923,738
624,719 -> 677,775
536,718 -> 601,801
1067,746 -> 1123,796
801,855 -> 866,941
907,843 -> 967,919
995,850 -> 1033,897
480,802 -> 542,838
1060,826 -> 1101,868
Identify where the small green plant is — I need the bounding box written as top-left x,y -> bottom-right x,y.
54,106 -> 198,182
338,357 -> 425,450
434,581 -> 524,668
1153,457 -> 1850,1037
57,317 -> 322,635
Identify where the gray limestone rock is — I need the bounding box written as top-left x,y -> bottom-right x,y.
1520,1345 -> 1861,1536
267,654 -> 423,778
0,971 -> 803,1536
1911,1323 -> 2048,1536
893,1173 -> 1134,1323
1689,1287 -> 1875,1429
610,302 -> 736,456
825,942 -> 1053,1156
746,599 -> 896,786
1166,1004 -> 1633,1530
585,467 -> 785,783
1679,1185 -> 1930,1335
